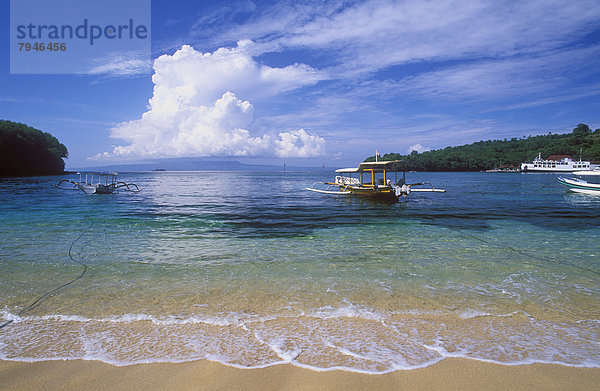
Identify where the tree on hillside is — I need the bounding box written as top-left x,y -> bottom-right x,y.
0,120 -> 68,176
573,123 -> 591,134
573,123 -> 592,141
365,124 -> 600,171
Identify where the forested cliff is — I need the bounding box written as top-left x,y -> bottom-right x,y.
0,120 -> 68,176
365,124 -> 600,171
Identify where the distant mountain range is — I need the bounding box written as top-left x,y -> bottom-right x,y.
72,158 -> 329,172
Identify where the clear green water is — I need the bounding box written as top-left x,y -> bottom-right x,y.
0,171 -> 598,372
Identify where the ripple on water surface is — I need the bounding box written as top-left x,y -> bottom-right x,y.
0,172 -> 598,371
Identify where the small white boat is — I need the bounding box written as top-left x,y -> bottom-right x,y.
55,172 -> 141,194
558,176 -> 600,195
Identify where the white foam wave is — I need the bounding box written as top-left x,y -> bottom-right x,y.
253,332 -> 302,363
575,319 -> 600,325
4,305 -> 533,329
457,309 -> 492,319
326,342 -> 372,361
391,308 -> 530,319
40,314 -> 94,322
422,343 -> 600,368
0,309 -> 21,324
2,307 -> 599,373
289,356 -> 446,375
392,309 -> 446,317
307,302 -> 387,322
17,312 -> 271,328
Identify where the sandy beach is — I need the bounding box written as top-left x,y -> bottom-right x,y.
1,358 -> 598,391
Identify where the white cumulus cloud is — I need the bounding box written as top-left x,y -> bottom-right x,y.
407,144 -> 430,154
94,42 -> 326,160
274,129 -> 326,158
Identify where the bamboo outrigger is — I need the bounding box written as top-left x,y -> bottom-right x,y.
54,172 -> 141,194
306,160 -> 445,202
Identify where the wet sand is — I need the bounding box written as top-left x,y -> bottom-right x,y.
1,358 -> 598,390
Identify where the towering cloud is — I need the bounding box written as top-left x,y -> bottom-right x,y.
94,42 -> 325,159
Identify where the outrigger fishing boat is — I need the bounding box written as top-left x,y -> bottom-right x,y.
306,160 -> 445,202
558,176 -> 600,195
54,172 -> 141,194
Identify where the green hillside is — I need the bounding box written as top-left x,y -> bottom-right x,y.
366,124 -> 600,171
0,120 -> 68,177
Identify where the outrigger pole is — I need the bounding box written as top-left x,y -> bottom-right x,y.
54,172 -> 141,194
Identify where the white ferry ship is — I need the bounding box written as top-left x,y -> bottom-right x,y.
520,153 -> 595,172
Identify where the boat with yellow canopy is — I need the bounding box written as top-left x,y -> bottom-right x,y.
306,160 -> 445,202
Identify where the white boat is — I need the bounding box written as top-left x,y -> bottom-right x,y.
55,172 -> 141,194
520,152 -> 595,172
558,176 -> 600,195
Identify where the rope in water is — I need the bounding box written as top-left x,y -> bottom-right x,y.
407,173 -> 595,275
0,204 -> 98,330
444,225 -> 600,276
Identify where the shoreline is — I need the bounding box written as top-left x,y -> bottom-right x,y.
1,358 -> 599,390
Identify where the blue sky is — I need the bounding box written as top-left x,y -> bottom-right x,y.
2,0 -> 600,169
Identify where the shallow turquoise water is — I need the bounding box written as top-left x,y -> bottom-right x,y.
0,171 -> 598,372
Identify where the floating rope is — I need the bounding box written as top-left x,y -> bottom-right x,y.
444,225 -> 599,276
0,204 -> 98,329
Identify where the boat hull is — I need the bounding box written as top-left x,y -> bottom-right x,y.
558,177 -> 600,194
94,184 -> 116,194
77,184 -> 115,194
77,184 -> 97,194
522,167 -> 586,172
345,185 -> 400,202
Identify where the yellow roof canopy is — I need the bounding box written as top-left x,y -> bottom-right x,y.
335,167 -> 360,173
335,160 -> 404,173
